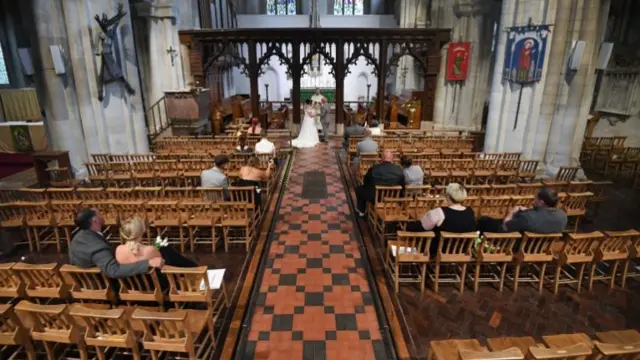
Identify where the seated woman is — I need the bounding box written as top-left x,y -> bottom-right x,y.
236,134 -> 253,153
400,155 -> 424,186
234,155 -> 275,208
246,117 -> 262,136
115,217 -> 197,267
410,183 -> 476,255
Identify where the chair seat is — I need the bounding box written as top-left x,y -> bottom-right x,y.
222,219 -> 250,227
0,220 -> 23,227
151,220 -> 182,227
478,253 -> 513,263
27,220 -> 52,227
168,309 -> 209,336
187,219 -> 217,226
438,254 -> 473,263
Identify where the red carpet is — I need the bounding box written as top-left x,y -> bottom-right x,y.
0,153 -> 34,179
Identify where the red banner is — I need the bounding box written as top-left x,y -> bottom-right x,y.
446,42 -> 471,81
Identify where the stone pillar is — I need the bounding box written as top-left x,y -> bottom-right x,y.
30,0 -> 89,177
175,0 -> 201,30
395,0 -> 425,94
537,0 -> 608,177
484,0 -> 556,155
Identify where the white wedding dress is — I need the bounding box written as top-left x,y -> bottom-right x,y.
291,106 -> 320,148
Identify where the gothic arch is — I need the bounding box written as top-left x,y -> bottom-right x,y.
300,43 -> 336,76
256,42 -> 293,77
385,42 -> 427,77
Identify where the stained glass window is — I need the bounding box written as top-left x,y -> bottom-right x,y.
334,0 -> 364,15
267,0 -> 297,15
0,45 -> 9,85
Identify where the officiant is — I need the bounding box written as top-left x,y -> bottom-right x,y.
311,88 -> 330,142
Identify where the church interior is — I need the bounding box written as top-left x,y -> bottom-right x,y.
0,0 -> 639,359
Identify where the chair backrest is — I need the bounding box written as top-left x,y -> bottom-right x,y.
0,203 -> 25,227
162,187 -> 192,200
21,201 -> 52,224
161,266 -> 211,306
600,230 -> 639,260
147,201 -> 181,224
497,159 -> 520,171
395,231 -> 435,259
132,186 -> 163,200
491,185 -> 517,196
50,200 -> 82,223
374,186 -> 403,204
220,202 -> 250,223
510,195 -> 534,209
69,305 -> 135,349
560,232 -> 605,263
76,187 -> 108,201
110,162 -> 132,175
194,186 -> 225,202
112,201 -> 147,224
182,201 -> 218,224
459,347 -> 524,360
563,192 -> 593,213
131,309 -> 192,353
18,188 -> 47,202
59,264 -> 115,303
14,300 -> 82,343
518,160 -> 539,174
106,187 -> 133,200
413,197 -> 446,217
474,158 -> 497,170
0,263 -> 24,298
480,196 -> 512,219
404,185 -> 431,198
46,188 -> 76,200
518,232 -> 564,262
555,167 -> 580,181
0,304 -> 30,346
466,185 -> 492,197
131,161 -> 155,173
517,183 -> 543,196
567,181 -> 593,193
11,263 -> 68,299
381,198 -> 412,220
227,186 -> 256,206
593,341 -> 640,358
439,232 -> 477,261
479,233 -> 521,262
526,343 -> 592,360
117,270 -> 164,306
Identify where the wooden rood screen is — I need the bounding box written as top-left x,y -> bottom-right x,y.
180,28 -> 451,129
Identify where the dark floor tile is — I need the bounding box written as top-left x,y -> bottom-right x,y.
274,253 -> 284,260
326,330 -> 337,340
322,253 -> 331,259
272,268 -> 281,275
328,223 -> 341,230
265,258 -> 274,268
355,305 -> 365,314
294,306 -> 305,314
303,340 -> 326,360
241,340 -> 256,360
292,331 -> 304,341
296,285 -> 306,293
332,274 -> 350,286
279,274 -> 297,286
263,306 -> 274,315
346,253 -> 355,259
324,305 -> 335,314
351,285 -> 361,292
271,314 -> 294,331
321,240 -> 329,246
309,214 -> 321,221
308,233 -> 321,241
347,267 -> 358,274
297,268 -> 307,274
335,314 -> 357,331
290,223 -> 302,230
372,340 -> 390,360
359,330 -> 371,340
268,285 -> 278,292
256,292 -> 266,306
298,253 -> 308,259
305,292 -> 324,306
258,331 -> 270,341
285,245 -> 300,254
329,245 -> 345,253
322,268 -> 332,274
362,292 -> 373,305
307,258 -> 323,268
323,285 -> 333,292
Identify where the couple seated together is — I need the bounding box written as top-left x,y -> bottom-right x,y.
408,184 -> 567,254
69,208 -> 197,280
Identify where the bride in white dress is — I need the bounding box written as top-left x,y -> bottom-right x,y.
291,99 -> 320,148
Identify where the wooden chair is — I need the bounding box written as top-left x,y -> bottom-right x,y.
132,308 -> 215,360
59,265 -> 116,304
517,160 -> 539,182
45,187 -> 76,200
472,232 -> 520,292
513,232 -> 563,292
14,300 -> 87,360
596,329 -> 640,350
562,192 -> 593,232
182,201 -> 220,253
22,201 -> 59,252
552,231 -> 605,295
465,184 -> 491,197
529,343 -> 592,360
405,185 -> 432,198
590,230 -> 639,290
193,186 -> 225,202
131,161 -> 156,186
106,187 -> 134,200
427,339 -> 485,360
162,265 -> 228,313
227,186 -> 260,221
428,159 -> 452,186
517,182 -> 542,196
412,196 -> 446,221
593,341 -> 640,358
17,188 -> 47,201
50,200 -> 81,249
147,201 -> 186,252
450,159 -> 472,184
459,347 -> 524,360
479,196 -> 511,220
76,187 -> 108,201
163,187 -> 192,201
486,336 -> 537,355
622,230 -> 640,289
0,263 -> 25,299
109,162 -> 133,187
431,232 -> 476,293
555,166 -> 580,181
154,160 -> 181,187
567,181 -> 593,193
368,186 -> 403,228
490,184 -> 517,196
11,263 -> 69,301
495,159 -> 520,183
69,305 -> 141,360
374,198 -> 412,242
510,195 -> 534,209
0,202 -> 31,251
117,270 -> 164,308
541,179 -> 569,194
132,186 -> 163,201
220,202 -> 255,252
385,231 -> 435,293
86,162 -> 110,186
0,304 -> 36,360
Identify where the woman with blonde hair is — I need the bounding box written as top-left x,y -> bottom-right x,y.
115,217 -> 198,267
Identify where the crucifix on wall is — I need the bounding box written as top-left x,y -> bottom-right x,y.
400,64 -> 409,90
166,46 -> 178,66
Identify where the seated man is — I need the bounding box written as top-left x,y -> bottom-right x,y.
343,118 -> 365,149
357,129 -> 379,155
201,155 -> 230,188
477,187 -> 568,233
355,150 -> 405,217
69,208 -> 163,279
254,129 -> 276,156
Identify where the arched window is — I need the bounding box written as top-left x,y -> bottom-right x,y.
0,45 -> 9,85
267,0 -> 297,15
333,0 -> 364,15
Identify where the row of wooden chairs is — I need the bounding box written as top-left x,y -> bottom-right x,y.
428,329 -> 640,360
0,263 -> 227,311
153,134 -> 290,154
0,199 -> 258,253
580,136 -> 626,169
0,300 -> 215,360
387,230 -> 640,295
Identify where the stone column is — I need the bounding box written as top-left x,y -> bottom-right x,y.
537,0 -> 608,177
30,0 -> 89,177
484,0 -> 556,155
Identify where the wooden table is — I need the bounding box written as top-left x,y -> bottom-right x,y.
428,339 -> 486,360
487,336 -> 538,354
596,329 -> 640,344
32,150 -> 71,187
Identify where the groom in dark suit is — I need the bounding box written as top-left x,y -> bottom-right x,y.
69,208 -> 164,279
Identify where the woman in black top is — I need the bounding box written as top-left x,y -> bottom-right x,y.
416,183 -> 476,256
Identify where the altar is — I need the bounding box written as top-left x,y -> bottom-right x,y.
297,88 -> 336,103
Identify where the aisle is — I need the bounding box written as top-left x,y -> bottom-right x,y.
243,144 -> 392,359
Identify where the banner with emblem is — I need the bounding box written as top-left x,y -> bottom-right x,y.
446,42 -> 471,81
503,21 -> 551,84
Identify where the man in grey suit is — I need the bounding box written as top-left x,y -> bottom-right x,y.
343,118 -> 365,149
69,208 -> 163,279
200,155 -> 230,187
357,129 -> 379,155
319,100 -> 330,142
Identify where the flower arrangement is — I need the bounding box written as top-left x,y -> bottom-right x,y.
154,236 -> 169,250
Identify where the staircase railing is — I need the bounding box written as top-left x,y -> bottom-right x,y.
145,95 -> 170,143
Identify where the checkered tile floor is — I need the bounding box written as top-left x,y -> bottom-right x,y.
242,143 -> 391,359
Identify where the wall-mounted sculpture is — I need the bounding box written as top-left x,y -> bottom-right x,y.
94,3 -> 135,101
